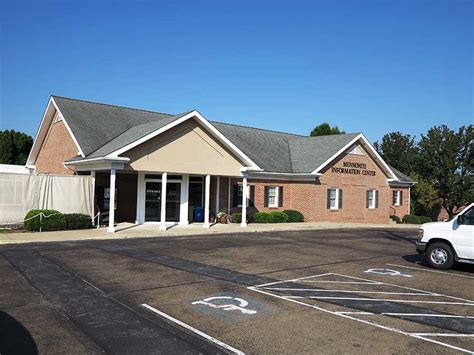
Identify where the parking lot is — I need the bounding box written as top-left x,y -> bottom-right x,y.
1,228 -> 473,354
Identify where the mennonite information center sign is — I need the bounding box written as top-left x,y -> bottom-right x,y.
331,161 -> 376,176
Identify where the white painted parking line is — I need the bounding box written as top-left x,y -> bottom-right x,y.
410,333 -> 474,337
141,304 -> 245,355
300,280 -> 383,284
249,273 -> 474,353
249,285 -> 473,353
336,311 -> 374,315
386,263 -> 474,280
382,313 -> 474,319
303,297 -> 474,305
264,288 -> 439,296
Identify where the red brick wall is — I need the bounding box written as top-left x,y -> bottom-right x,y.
222,144 -> 410,224
35,118 -> 78,175
389,187 -> 411,218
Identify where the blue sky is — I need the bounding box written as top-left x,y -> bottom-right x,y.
1,0 -> 472,143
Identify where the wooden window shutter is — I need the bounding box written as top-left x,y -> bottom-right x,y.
278,186 -> 284,207
338,189 -> 343,209
375,190 -> 379,208
327,189 -> 331,209
400,191 -> 403,205
232,185 -> 239,207
366,190 -> 370,208
392,191 -> 397,205
264,186 -> 269,207
249,185 -> 255,207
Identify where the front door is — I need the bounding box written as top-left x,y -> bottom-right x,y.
145,181 -> 181,222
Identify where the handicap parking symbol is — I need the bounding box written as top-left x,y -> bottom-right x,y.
192,296 -> 257,315
364,268 -> 413,278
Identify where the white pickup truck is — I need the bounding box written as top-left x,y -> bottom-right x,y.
416,203 -> 474,269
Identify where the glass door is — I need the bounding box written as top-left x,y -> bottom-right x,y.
166,183 -> 181,222
145,181 -> 181,222
145,182 -> 161,222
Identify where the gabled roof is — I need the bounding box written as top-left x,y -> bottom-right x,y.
52,96 -> 179,157
31,96 -> 414,183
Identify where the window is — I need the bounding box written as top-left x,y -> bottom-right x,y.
392,190 -> 402,206
461,208 -> 474,225
327,188 -> 342,210
345,145 -> 363,155
264,186 -> 283,207
367,189 -> 378,209
268,186 -> 278,207
237,185 -> 250,207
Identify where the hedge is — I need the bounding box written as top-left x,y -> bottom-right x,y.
65,213 -> 93,230
231,212 -> 242,223
283,210 -> 304,222
269,211 -> 288,223
418,216 -> 433,224
402,214 -> 420,224
24,209 -> 64,231
253,212 -> 273,223
24,210 -> 93,231
389,215 -> 401,224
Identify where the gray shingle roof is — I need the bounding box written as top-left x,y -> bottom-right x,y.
53,96 -> 413,182
389,165 -> 416,183
53,96 -> 179,156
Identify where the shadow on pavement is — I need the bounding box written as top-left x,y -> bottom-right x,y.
0,311 -> 38,355
381,230 -> 417,244
402,253 -> 474,274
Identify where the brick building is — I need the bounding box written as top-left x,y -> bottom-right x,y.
27,96 -> 415,232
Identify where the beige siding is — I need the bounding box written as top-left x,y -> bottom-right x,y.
124,119 -> 245,176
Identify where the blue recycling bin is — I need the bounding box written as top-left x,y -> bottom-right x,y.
194,207 -> 204,222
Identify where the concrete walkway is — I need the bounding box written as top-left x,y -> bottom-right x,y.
0,221 -> 419,245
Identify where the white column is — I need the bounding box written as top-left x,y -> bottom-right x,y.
227,178 -> 231,213
160,172 -> 167,231
204,174 -> 211,228
90,170 -> 96,222
135,172 -> 145,224
107,168 -> 116,233
180,174 -> 189,225
215,176 -> 220,215
241,176 -> 248,227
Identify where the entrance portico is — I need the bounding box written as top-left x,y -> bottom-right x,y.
98,170 -> 248,232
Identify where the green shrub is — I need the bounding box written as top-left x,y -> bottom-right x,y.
24,209 -> 64,231
389,215 -> 401,224
231,213 -> 242,223
418,216 -> 433,224
64,213 -> 93,230
283,210 -> 304,222
402,214 -> 420,224
253,212 -> 274,223
269,211 -> 289,223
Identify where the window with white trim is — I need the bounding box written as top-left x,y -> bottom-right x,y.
268,186 -> 279,208
327,188 -> 342,210
393,190 -> 401,206
367,189 -> 377,209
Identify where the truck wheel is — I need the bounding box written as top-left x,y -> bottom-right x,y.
426,242 -> 454,270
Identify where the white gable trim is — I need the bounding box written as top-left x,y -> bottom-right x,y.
311,133 -> 398,180
26,97 -> 85,166
106,110 -> 261,170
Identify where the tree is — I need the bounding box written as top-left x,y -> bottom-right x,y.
310,123 -> 345,137
418,125 -> 473,219
409,173 -> 441,220
0,130 -> 33,165
373,132 -> 419,175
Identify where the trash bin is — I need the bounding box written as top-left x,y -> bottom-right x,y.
194,207 -> 204,222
